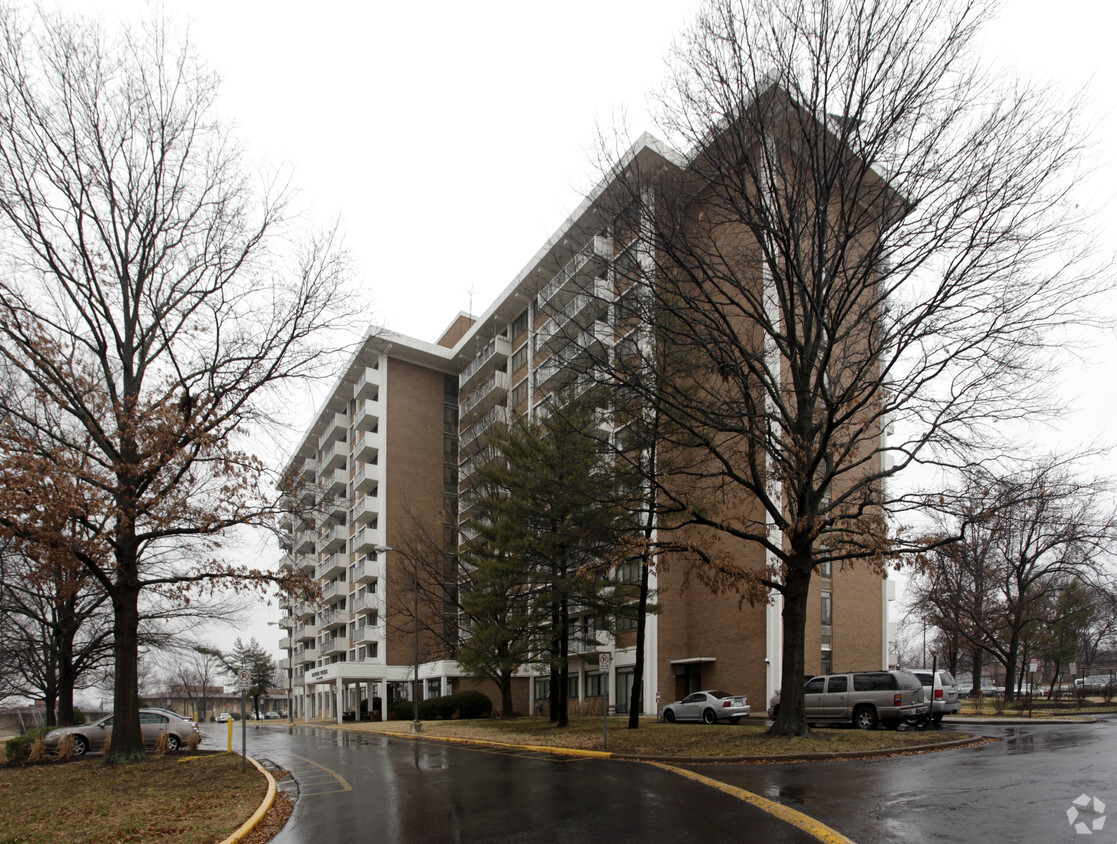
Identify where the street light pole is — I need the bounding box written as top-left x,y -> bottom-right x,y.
268,620 -> 294,725
375,544 -> 422,733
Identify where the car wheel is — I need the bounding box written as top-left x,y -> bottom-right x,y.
663,709 -> 676,724
73,735 -> 88,756
702,708 -> 717,725
931,713 -> 943,724
167,734 -> 181,751
729,716 -> 741,725
853,705 -> 878,730
882,718 -> 900,730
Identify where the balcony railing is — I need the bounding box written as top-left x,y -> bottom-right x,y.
355,366 -> 380,401
460,370 -> 510,419
318,635 -> 349,656
537,235 -> 612,309
459,335 -> 512,392
460,405 -> 510,455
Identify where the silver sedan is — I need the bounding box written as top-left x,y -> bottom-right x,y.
660,689 -> 751,724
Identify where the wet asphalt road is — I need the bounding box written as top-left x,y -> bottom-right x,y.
203,722 -> 818,843
685,715 -> 1117,842
204,716 -> 1117,843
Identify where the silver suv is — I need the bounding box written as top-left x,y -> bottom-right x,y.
909,668 -> 961,722
768,670 -> 928,729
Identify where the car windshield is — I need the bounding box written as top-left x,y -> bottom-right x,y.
708,690 -> 733,699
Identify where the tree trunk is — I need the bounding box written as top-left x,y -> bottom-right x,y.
498,674 -> 514,717
55,596 -> 77,725
769,562 -> 811,736
557,594 -> 569,728
106,557 -> 145,762
627,549 -> 651,730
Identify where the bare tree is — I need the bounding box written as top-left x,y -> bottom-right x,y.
584,0 -> 1103,734
911,460 -> 1117,702
0,9 -> 350,760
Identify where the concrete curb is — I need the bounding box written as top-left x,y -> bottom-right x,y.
314,721 -> 990,763
218,755 -> 276,844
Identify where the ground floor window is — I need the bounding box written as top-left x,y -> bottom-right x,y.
585,671 -> 603,697
533,676 -> 550,701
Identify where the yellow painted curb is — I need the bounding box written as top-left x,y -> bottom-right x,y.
218,756 -> 277,844
645,761 -> 856,844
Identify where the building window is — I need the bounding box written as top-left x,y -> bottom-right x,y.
510,379 -> 528,408
568,674 -> 579,700
585,671 -> 603,697
511,343 -> 528,373
821,592 -> 832,626
512,309 -> 529,337
533,676 -> 550,701
427,678 -> 441,699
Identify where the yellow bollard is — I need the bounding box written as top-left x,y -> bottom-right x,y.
226,716 -> 233,752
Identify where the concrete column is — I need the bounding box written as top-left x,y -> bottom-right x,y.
335,678 -> 343,724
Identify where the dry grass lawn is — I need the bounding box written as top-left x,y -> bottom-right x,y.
0,751 -> 264,844
335,716 -> 977,759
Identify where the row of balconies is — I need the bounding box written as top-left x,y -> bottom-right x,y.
460,405 -> 510,456
460,370 -> 510,420
537,235 -> 612,310
460,334 -> 512,393
534,278 -> 612,354
535,321 -> 612,390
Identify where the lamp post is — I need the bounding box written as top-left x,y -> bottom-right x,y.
268,619 -> 294,725
374,544 -> 421,733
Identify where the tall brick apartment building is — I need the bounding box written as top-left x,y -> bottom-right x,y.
275,133 -> 897,722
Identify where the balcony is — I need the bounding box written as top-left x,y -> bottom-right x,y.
321,579 -> 341,601
316,525 -> 348,556
354,399 -> 379,434
318,609 -> 347,631
277,636 -> 291,652
353,527 -> 379,555
278,657 -> 290,671
323,467 -> 347,497
537,235 -> 612,310
295,646 -> 316,666
295,554 -> 315,575
320,439 -> 347,472
294,602 -> 315,622
459,370 -> 510,421
321,412 -> 347,447
535,321 -> 611,390
353,557 -> 381,584
353,465 -> 378,495
317,552 -> 347,581
352,626 -> 378,646
350,497 -> 378,527
318,634 -> 349,657
460,405 -> 510,457
535,278 -> 611,354
318,495 -> 345,526
353,592 -> 381,616
459,334 -> 512,393
294,530 -> 315,555
293,621 -> 315,642
355,366 -> 381,402
353,430 -> 380,464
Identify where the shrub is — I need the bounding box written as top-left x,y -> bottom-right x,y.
27,738 -> 46,763
56,734 -> 76,760
154,732 -> 171,755
5,727 -> 52,761
186,731 -> 201,751
453,691 -> 492,719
